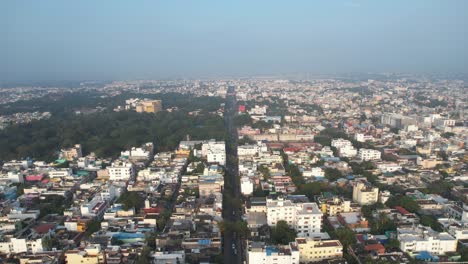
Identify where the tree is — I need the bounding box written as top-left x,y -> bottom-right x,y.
117,191 -> 145,211
271,220 -> 296,245
253,185 -> 268,197
441,132 -> 455,139
297,182 -> 326,200
324,168 -> 343,181
258,165 -> 271,180
385,238 -> 400,250
334,227 -> 356,250
371,212 -> 397,234
288,164 -> 305,186
420,215 -> 443,232
385,195 -> 420,213
86,220 -> 101,235
238,136 -> 256,145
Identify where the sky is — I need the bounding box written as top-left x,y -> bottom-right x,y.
1,0 -> 468,81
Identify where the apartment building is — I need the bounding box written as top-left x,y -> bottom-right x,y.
108,161 -> 135,181
135,99 -> 162,113
295,237 -> 343,263
317,196 -> 358,216
352,181 -> 379,205
202,141 -> 226,166
267,197 -> 322,237
358,148 -> 381,161
247,241 -> 299,264
397,226 -> 457,255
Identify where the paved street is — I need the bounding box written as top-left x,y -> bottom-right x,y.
223,86 -> 242,264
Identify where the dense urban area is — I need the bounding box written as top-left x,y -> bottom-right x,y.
0,75 -> 467,264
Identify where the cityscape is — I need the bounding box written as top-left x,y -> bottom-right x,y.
2,1 -> 468,264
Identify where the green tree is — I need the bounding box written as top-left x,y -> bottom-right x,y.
117,191 -> 145,211
271,220 -> 296,245
334,227 -> 356,250
324,168 -> 343,181
385,195 -> 420,213
86,220 -> 101,235
297,182 -> 326,200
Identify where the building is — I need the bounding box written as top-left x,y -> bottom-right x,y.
352,181 -> 379,205
120,142 -> 154,161
247,241 -> 299,264
60,144 -> 82,161
65,244 -> 105,264
202,141 -> 226,165
295,237 -> 343,263
48,168 -> 73,178
108,161 -> 135,181
381,113 -> 416,129
135,99 -> 162,113
241,177 -> 254,196
338,145 -> 358,158
331,138 -> 353,149
153,251 -> 186,264
358,148 -> 381,161
267,197 -> 322,237
317,196 -> 358,216
0,237 -> 44,254
397,226 -> 457,255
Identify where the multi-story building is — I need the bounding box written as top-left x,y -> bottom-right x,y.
295,237 -> 343,263
352,181 -> 379,205
108,161 -> 135,181
60,144 -> 83,161
241,177 -> 254,196
135,100 -> 162,113
316,196 -> 358,216
202,141 -> 226,166
338,145 -> 358,158
0,237 -> 44,254
331,138 -> 352,149
247,241 -> 299,264
48,168 -> 73,178
65,244 -> 105,264
358,148 -> 381,161
397,226 -> 457,255
267,197 -> 322,237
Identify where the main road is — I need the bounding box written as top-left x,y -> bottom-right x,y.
223,86 -> 243,264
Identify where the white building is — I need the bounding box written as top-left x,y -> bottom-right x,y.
358,148 -> 381,161
241,177 -> 254,196
331,138 -> 352,149
338,145 -> 358,158
48,168 -> 73,178
238,144 -> 260,156
247,241 -> 299,264
303,167 -> 324,178
0,171 -> 23,183
267,197 -> 322,237
202,141 -> 226,165
397,226 -> 457,255
355,133 -> 374,143
120,142 -> 154,160
352,181 -> 379,205
108,161 -> 135,181
153,251 -> 186,264
0,237 -> 44,254
376,162 -> 402,173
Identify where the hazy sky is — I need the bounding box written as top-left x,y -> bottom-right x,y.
2,0 -> 468,81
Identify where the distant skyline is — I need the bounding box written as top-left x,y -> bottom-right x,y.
2,0 -> 468,81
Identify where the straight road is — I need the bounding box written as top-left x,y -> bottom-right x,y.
223,86 -> 242,264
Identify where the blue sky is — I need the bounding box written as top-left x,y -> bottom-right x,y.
2,0 -> 467,81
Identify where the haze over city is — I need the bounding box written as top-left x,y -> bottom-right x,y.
1,1 -> 468,264
2,0 -> 468,81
